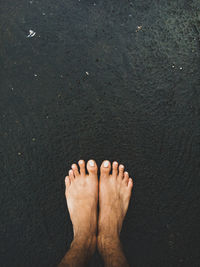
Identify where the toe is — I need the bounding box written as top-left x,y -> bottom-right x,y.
100,160 -> 111,176
128,178 -> 134,189
123,171 -> 129,185
69,169 -> 75,180
118,164 -> 125,179
86,159 -> 98,175
65,176 -> 71,190
71,163 -> 80,177
78,159 -> 86,176
112,161 -> 118,176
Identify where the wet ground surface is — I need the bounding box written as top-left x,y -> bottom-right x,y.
0,0 -> 200,266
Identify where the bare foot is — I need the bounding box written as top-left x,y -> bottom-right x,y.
97,160 -> 133,241
65,159 -> 98,243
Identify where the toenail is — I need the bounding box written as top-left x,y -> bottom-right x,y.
104,161 -> 109,167
89,160 -> 95,166
120,165 -> 124,169
79,160 -> 84,164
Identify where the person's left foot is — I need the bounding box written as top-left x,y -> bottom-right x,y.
65,159 -> 98,242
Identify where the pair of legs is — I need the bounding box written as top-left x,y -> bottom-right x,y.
58,159 -> 133,267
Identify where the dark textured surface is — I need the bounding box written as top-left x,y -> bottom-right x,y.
0,0 -> 200,266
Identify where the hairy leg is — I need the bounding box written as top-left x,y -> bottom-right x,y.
58,235 -> 96,267
97,236 -> 129,267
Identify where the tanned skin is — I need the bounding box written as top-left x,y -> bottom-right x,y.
58,159 -> 133,267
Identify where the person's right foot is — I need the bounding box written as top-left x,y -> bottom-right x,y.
97,160 -> 133,241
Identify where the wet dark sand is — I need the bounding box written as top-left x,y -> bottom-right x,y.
0,1 -> 200,266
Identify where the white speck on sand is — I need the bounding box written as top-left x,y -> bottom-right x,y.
86,71 -> 89,75
27,30 -> 36,38
129,14 -> 132,17
60,75 -> 63,78
136,25 -> 142,32
93,3 -> 96,5
42,12 -> 46,15
32,138 -> 36,141
34,74 -> 38,77
11,87 -> 14,90
172,65 -> 175,68
180,67 -> 183,70
18,152 -> 22,156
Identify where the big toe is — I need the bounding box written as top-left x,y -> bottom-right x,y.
86,159 -> 98,175
100,160 -> 111,177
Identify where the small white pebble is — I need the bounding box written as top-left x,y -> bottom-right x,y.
11,87 -> 14,90
136,25 -> 142,32
42,12 -> 46,15
27,29 -> 36,38
180,67 -> 183,70
172,65 -> 175,68
129,14 -> 132,17
93,3 -> 96,5
34,74 -> 37,77
86,71 -> 89,75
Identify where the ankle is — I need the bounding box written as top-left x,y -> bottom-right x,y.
97,234 -> 130,267
97,223 -> 120,242
97,234 -> 120,252
72,234 -> 97,253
